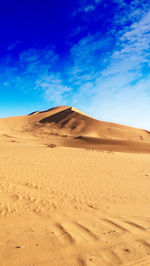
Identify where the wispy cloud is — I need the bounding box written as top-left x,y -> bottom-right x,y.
0,47 -> 73,106
19,47 -> 58,74
7,40 -> 20,51
35,74 -> 72,104
1,47 -> 58,93
73,0 -> 102,15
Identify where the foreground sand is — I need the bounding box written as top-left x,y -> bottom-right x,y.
0,140 -> 150,266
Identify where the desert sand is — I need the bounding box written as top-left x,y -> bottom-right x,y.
0,106 -> 150,266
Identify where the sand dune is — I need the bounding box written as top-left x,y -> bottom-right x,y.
0,106 -> 150,265
1,105 -> 150,152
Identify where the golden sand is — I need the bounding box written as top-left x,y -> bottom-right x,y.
0,106 -> 150,265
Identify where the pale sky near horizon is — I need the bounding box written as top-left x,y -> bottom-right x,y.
0,0 -> 150,130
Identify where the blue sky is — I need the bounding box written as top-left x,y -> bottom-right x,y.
0,0 -> 150,130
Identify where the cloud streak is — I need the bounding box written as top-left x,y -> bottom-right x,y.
73,0 -> 103,15
7,40 -> 21,51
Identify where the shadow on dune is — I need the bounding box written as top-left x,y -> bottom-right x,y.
39,108 -> 73,125
60,136 -> 150,153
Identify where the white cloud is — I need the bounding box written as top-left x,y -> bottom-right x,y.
35,74 -> 72,104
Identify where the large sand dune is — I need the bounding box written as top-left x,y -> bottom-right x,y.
0,106 -> 150,265
0,105 -> 150,152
